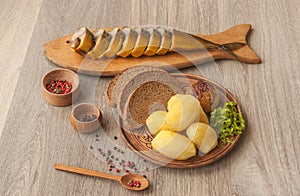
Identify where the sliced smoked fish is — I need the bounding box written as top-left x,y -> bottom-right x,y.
103,27 -> 125,58
131,27 -> 150,57
143,28 -> 161,56
87,29 -> 111,59
70,27 -> 94,54
156,27 -> 172,55
117,27 -> 138,57
69,25 -> 259,62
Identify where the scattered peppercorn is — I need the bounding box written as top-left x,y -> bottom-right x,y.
46,79 -> 72,94
126,161 -> 136,169
114,136 -> 118,140
96,146 -> 146,174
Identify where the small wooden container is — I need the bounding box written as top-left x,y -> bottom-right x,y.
41,68 -> 80,106
70,103 -> 102,133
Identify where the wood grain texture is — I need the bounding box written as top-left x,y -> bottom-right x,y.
0,0 -> 41,137
0,0 -> 299,195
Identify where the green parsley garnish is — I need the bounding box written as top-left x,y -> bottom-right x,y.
210,102 -> 245,145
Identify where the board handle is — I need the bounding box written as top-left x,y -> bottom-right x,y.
197,24 -> 261,64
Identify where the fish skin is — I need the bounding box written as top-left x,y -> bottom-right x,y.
169,29 -> 218,52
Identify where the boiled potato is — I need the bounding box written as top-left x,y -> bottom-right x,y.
166,94 -> 200,132
199,104 -> 209,124
146,111 -> 168,135
186,122 -> 218,154
151,130 -> 196,160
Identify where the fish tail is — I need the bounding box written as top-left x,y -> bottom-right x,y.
199,24 -> 261,64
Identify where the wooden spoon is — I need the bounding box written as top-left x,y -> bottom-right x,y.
54,164 -> 149,191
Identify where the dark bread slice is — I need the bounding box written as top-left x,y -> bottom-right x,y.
105,66 -> 192,131
122,75 -> 184,130
117,69 -> 173,117
111,66 -> 166,108
107,66 -> 147,107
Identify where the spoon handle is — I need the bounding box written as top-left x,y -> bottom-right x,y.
54,164 -> 121,181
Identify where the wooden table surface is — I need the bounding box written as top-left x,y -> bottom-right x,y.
0,0 -> 299,195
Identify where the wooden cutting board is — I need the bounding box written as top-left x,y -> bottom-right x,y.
44,24 -> 261,76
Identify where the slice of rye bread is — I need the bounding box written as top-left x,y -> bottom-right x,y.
122,80 -> 183,130
117,68 -> 184,119
109,66 -> 168,107
107,66 -> 146,107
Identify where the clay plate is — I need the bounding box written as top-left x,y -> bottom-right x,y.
118,74 -> 243,168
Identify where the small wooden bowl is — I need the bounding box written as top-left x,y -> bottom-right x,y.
41,68 -> 80,106
70,103 -> 102,133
